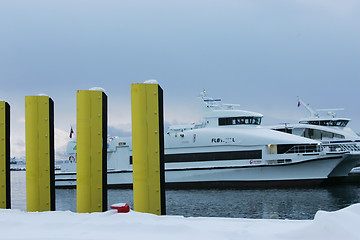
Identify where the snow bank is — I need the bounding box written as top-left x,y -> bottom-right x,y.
1,204 -> 360,240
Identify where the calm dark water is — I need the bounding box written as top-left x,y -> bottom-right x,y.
11,171 -> 360,219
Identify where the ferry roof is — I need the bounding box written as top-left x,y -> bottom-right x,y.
199,91 -> 263,119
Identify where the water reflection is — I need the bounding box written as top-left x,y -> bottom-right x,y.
10,171 -> 360,219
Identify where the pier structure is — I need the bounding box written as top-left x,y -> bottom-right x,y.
131,83 -> 166,215
25,96 -> 55,212
0,101 -> 10,209
76,90 -> 107,213
5,84 -> 166,213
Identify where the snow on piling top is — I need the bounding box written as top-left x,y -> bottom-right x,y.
144,79 -> 158,84
89,87 -> 106,93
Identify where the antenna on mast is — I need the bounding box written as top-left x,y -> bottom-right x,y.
316,108 -> 344,118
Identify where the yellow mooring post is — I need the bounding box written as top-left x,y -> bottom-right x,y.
0,101 -> 10,209
131,83 -> 166,215
25,96 -> 55,212
76,90 -> 107,213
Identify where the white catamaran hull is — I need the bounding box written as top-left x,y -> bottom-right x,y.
55,154 -> 344,188
328,153 -> 360,178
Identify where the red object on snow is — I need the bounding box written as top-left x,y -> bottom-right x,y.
110,203 -> 130,213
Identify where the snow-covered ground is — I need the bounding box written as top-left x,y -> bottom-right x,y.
1,204 -> 360,240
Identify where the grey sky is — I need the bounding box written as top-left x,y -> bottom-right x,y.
1,0 -> 359,157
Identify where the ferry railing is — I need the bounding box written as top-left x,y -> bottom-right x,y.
322,143 -> 360,153
284,143 -> 360,155
284,145 -> 320,154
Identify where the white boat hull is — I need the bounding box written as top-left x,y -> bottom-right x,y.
55,154 -> 344,188
328,153 -> 360,177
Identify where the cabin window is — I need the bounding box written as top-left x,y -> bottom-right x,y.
274,128 -> 293,134
129,150 -> 262,164
275,144 -> 319,154
165,150 -> 262,162
303,128 -> 345,140
267,144 -> 277,154
218,117 -> 262,126
299,120 -> 349,127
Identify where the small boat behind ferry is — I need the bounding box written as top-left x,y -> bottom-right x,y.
56,92 -> 351,188
271,97 -> 360,178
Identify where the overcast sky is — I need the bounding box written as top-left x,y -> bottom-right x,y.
1,0 -> 359,157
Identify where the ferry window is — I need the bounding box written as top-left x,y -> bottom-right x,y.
334,133 -> 345,139
319,120 -> 342,126
219,117 -> 262,126
301,120 -> 348,127
274,128 -> 293,134
339,120 -> 348,127
219,118 -> 224,125
277,144 -> 294,154
303,128 -> 345,139
320,120 -> 328,126
303,128 -> 313,139
277,144 -> 319,154
219,118 -> 226,126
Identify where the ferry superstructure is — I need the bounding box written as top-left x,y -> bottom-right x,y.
271,97 -> 360,178
56,92 -> 351,188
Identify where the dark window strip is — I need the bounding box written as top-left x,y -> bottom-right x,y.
130,150 -> 261,164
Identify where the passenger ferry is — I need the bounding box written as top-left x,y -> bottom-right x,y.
271,97 -> 360,178
56,92 -> 351,188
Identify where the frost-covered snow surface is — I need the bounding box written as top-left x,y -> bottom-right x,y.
1,204 -> 360,240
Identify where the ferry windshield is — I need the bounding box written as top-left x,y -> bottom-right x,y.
219,117 -> 262,126
299,120 -> 349,127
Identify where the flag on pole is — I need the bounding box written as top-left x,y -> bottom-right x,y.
69,127 -> 74,138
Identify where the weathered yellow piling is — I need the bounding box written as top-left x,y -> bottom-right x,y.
76,90 -> 107,213
25,96 -> 55,212
0,101 -> 10,209
131,83 -> 166,215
